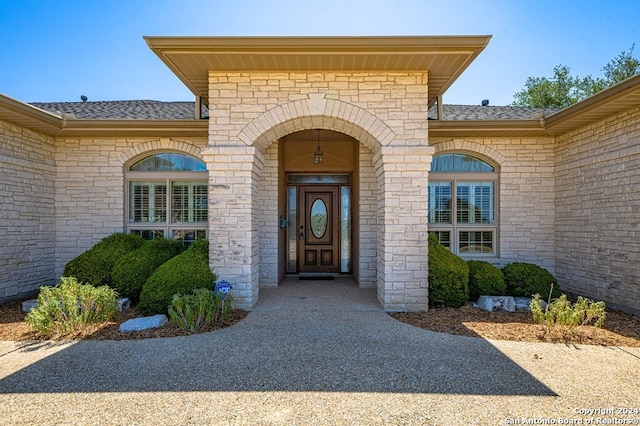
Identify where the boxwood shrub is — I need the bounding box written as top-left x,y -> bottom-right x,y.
137,239 -> 217,315
467,260 -> 506,301
502,262 -> 560,299
428,234 -> 469,307
63,233 -> 145,288
111,238 -> 184,303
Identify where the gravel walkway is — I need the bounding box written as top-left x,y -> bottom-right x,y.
1,278 -> 639,425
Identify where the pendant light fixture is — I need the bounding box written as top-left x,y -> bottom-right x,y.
314,129 -> 324,165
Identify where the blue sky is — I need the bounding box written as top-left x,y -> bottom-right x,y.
1,0 -> 638,106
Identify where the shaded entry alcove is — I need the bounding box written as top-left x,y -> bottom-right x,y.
280,130 -> 359,277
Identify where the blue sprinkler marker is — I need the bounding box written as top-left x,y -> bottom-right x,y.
214,280 -> 232,299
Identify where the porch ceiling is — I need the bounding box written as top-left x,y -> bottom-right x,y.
144,35 -> 491,107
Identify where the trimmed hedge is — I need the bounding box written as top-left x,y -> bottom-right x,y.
111,238 -> 184,303
502,262 -> 560,299
137,239 -> 217,315
428,234 -> 469,307
63,233 -> 145,288
467,260 -> 506,301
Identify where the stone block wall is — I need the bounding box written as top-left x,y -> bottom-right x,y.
430,137 -> 556,270
54,137 -> 207,278
208,71 -> 427,149
357,144 -> 377,288
0,120 -> 56,302
375,146 -> 433,311
206,71 -> 431,310
555,106 -> 640,314
203,146 -> 263,309
258,142 -> 279,287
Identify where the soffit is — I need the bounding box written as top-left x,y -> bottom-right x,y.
144,35 -> 491,107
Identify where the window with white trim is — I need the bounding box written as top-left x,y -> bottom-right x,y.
428,153 -> 498,256
126,153 -> 207,245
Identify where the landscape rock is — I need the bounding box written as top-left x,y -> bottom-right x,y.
117,297 -> 131,312
514,297 -> 547,310
21,299 -> 38,313
475,296 -> 516,313
119,314 -> 167,332
514,297 -> 531,310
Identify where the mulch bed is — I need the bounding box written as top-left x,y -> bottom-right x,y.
1,298 -> 639,347
0,299 -> 247,341
391,304 -> 640,347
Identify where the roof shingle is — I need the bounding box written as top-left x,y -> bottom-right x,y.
427,104 -> 558,120
29,100 -> 557,121
30,100 -> 208,120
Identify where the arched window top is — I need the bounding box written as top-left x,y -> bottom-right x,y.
431,153 -> 495,172
129,153 -> 206,172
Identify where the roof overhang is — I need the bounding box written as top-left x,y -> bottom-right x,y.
429,119 -> 549,138
0,94 -> 208,138
0,94 -> 63,135
544,73 -> 640,135
57,119 -> 208,138
144,35 -> 491,107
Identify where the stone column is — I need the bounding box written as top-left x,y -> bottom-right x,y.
375,145 -> 434,312
202,146 -> 263,309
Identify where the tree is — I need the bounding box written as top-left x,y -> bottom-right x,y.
601,44 -> 640,85
512,44 -> 640,108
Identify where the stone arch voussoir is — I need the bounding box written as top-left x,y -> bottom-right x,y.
432,138 -> 506,166
119,138 -> 204,166
238,94 -> 396,153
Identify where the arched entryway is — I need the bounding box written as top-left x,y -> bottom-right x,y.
279,129 -> 359,277
145,35 -> 491,312
203,94 -> 433,312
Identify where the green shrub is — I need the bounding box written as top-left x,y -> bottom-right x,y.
137,239 -> 217,315
467,260 -> 506,301
25,277 -> 118,336
502,262 -> 560,299
63,233 -> 145,288
168,288 -> 233,331
111,238 -> 184,303
428,234 -> 469,307
531,293 -> 606,328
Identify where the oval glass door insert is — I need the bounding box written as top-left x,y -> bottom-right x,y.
310,198 -> 328,238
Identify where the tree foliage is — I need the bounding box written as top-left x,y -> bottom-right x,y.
512,45 -> 640,108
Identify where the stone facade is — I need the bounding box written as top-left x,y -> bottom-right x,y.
1,68 -> 639,315
204,71 -> 432,311
356,144 -> 377,288
258,142 -> 279,287
202,146 -> 263,309
374,146 -> 433,310
555,106 -> 640,314
430,137 -> 556,270
0,120 -> 56,302
54,137 -> 208,278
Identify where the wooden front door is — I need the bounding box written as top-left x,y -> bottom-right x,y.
298,185 -> 340,273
